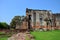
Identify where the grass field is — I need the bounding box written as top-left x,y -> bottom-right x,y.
31,30 -> 60,40
0,32 -> 12,40
0,33 -> 8,40
0,36 -> 8,40
0,30 -> 60,40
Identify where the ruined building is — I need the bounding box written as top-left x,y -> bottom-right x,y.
53,13 -> 60,29
26,8 -> 53,30
16,8 -> 60,31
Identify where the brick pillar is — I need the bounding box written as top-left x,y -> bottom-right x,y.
36,13 -> 40,29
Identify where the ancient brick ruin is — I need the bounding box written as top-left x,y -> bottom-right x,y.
16,8 -> 60,31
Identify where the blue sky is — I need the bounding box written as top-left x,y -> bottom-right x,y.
0,0 -> 60,24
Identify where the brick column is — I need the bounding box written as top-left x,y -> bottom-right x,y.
36,12 -> 40,29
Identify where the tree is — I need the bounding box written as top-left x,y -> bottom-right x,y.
0,22 -> 9,29
10,16 -> 22,29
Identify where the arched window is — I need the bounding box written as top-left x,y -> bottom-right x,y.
39,14 -> 43,26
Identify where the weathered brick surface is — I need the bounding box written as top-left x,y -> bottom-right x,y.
21,21 -> 28,29
24,8 -> 60,30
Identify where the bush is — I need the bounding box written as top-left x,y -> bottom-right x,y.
0,22 -> 9,29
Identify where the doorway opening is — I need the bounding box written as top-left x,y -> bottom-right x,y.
28,15 -> 31,30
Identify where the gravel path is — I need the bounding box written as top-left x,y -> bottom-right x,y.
8,33 -> 26,40
8,32 -> 35,40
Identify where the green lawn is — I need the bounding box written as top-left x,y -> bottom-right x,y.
0,32 -> 12,40
0,32 -> 8,40
0,36 -> 8,40
31,30 -> 60,40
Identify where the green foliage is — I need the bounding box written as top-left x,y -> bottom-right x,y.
0,22 -> 9,29
31,30 -> 60,40
10,16 -> 22,29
